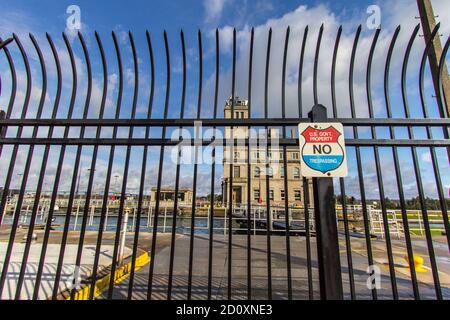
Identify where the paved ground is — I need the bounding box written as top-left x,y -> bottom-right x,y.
1,226 -> 449,300
104,234 -> 450,300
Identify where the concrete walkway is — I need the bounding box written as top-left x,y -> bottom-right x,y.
0,242 -> 131,300
105,234 -> 450,300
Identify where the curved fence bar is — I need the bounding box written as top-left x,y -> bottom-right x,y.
298,26 -> 308,118
438,36 -> 450,118
14,32 -> 49,299
167,30 -> 186,300
313,24 -> 323,106
402,24 -> 442,300
187,30 -> 203,300
0,33 -> 34,297
0,27 -> 448,301
281,26 -> 293,300
147,30 -> 171,300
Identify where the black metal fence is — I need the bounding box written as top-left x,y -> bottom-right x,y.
0,24 -> 449,300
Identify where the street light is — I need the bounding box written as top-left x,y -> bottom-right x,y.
114,174 -> 119,194
75,168 -> 82,196
13,173 -> 23,197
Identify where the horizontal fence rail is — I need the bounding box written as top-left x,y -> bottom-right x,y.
0,24 -> 449,301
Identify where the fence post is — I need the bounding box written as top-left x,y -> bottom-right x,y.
309,104 -> 343,300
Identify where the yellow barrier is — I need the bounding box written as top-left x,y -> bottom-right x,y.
404,255 -> 428,273
68,252 -> 150,300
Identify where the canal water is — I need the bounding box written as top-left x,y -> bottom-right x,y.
1,214 -> 242,235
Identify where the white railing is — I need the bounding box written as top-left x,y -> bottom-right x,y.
2,196 -> 448,239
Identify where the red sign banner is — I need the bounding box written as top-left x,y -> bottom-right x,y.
301,126 -> 341,143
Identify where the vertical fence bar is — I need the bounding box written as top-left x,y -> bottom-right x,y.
187,30 -> 203,300
0,34 -> 35,297
400,25 -> 442,300
70,31 -> 111,301
167,29 -> 183,300
281,26 -> 292,300
88,30 -> 124,299
107,31 -> 139,299
28,31 -> 73,298
302,177 -> 313,299
39,31 -> 91,300
298,25 -> 314,299
263,27 -> 272,300
245,27 -> 254,301
207,28 -> 220,300
369,26 -> 419,299
310,104 -> 343,300
368,22 -> 400,298
14,32 -> 52,299
331,25 -> 355,300
227,28 -> 236,300
148,30 -> 171,300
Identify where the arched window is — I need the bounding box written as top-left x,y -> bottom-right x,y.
254,166 -> 261,178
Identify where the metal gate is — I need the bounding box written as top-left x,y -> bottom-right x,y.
0,24 -> 449,300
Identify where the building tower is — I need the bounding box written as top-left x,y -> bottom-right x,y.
221,96 -> 312,209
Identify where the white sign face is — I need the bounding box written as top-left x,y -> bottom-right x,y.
298,123 -> 348,178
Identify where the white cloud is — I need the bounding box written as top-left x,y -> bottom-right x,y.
203,0 -> 231,23
421,152 -> 432,163
201,0 -> 450,120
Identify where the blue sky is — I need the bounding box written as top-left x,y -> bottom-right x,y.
0,0 -> 449,200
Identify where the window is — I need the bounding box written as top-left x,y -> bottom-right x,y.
267,167 -> 273,177
254,189 -> 260,201
254,166 -> 261,178
294,189 -> 301,201
293,167 -> 300,179
281,189 -> 285,201
292,152 -> 299,160
280,167 -> 284,178
234,166 -> 240,178
234,151 -> 240,159
279,152 -> 283,160
269,190 -> 274,200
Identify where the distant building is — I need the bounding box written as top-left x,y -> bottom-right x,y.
150,187 -> 193,207
221,96 -> 313,207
